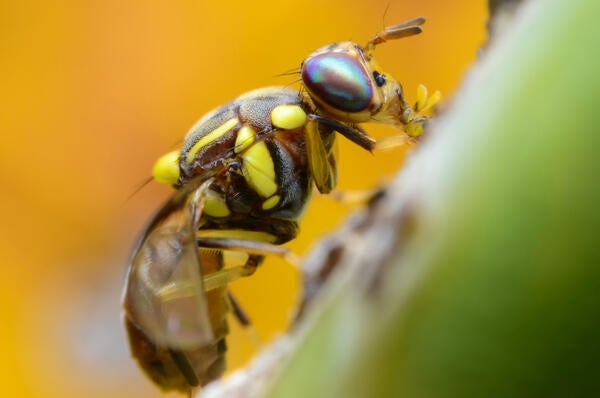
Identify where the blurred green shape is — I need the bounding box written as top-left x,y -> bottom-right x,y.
267,0 -> 600,397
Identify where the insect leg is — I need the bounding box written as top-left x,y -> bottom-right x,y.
196,237 -> 301,266
201,254 -> 265,292
199,237 -> 305,291
323,187 -> 382,206
202,263 -> 255,291
227,291 -> 251,326
373,134 -> 416,151
310,115 -> 376,151
227,291 -> 262,348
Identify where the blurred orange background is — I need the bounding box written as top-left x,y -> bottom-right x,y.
0,1 -> 486,397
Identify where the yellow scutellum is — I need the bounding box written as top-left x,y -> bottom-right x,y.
152,150 -> 180,185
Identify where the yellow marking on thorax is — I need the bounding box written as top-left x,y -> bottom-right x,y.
196,229 -> 277,243
186,118 -> 239,163
271,104 -> 307,130
204,191 -> 230,217
152,150 -> 180,185
241,141 -> 278,198
234,124 -> 256,154
262,195 -> 281,210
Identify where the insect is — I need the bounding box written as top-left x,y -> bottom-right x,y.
122,16 -> 439,394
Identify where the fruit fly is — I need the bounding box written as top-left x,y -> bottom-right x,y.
122,16 -> 439,395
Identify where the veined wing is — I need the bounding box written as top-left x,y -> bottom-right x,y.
123,172 -> 217,349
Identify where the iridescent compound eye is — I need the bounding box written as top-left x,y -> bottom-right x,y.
302,52 -> 373,113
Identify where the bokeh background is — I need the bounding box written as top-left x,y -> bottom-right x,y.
0,1 -> 486,397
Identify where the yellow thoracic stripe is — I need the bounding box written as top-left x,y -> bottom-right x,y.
186,118 -> 239,163
196,229 -> 277,243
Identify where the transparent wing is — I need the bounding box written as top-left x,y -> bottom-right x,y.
123,173 -> 217,349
